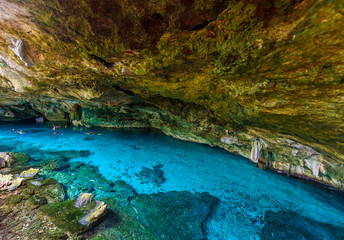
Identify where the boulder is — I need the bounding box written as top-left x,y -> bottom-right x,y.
75,193 -> 93,208
0,173 -> 14,190
79,200 -> 107,227
19,168 -> 39,180
9,177 -> 24,191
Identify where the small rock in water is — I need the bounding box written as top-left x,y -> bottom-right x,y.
75,193 -> 94,208
79,200 -> 107,227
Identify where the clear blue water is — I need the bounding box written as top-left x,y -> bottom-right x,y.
1,121 -> 344,239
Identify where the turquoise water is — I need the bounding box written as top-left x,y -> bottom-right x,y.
1,121 -> 344,239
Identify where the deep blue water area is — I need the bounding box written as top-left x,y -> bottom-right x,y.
1,121 -> 344,239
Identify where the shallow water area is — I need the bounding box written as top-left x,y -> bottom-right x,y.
1,121 -> 344,239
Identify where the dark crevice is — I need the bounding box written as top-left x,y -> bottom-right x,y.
192,21 -> 211,30
113,85 -> 135,96
89,54 -> 114,68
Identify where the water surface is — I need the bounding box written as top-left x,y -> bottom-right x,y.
1,121 -> 344,239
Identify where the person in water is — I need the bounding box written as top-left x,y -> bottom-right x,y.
52,126 -> 62,131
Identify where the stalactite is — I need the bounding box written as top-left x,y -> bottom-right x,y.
8,38 -> 33,67
251,138 -> 261,163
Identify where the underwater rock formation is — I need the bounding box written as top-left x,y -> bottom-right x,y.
261,210 -> 344,240
0,151 -> 221,239
0,0 -> 343,189
136,164 -> 165,186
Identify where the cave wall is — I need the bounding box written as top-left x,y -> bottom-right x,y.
0,0 -> 343,188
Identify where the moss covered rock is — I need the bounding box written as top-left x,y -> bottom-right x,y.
12,152 -> 30,166
19,168 -> 39,180
40,198 -> 106,234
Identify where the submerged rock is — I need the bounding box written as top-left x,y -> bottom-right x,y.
130,191 -> 219,240
136,164 -> 165,186
88,189 -> 219,240
42,159 -> 70,172
12,152 -> 30,165
261,210 -> 344,240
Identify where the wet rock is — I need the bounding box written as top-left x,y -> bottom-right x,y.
75,193 -> 93,208
79,200 -> 107,227
44,163 -> 115,199
26,195 -> 48,210
41,195 -> 106,234
0,173 -> 13,190
112,179 -> 137,204
8,177 -> 24,191
136,164 -> 165,185
0,162 -> 100,239
19,168 -> 39,180
70,104 -> 82,121
42,159 -> 70,172
12,152 -> 30,165
33,178 -> 66,203
0,173 -> 25,191
0,152 -> 15,168
30,180 -> 42,186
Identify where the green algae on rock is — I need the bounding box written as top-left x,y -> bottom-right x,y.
40,199 -> 99,234
0,154 -> 108,239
